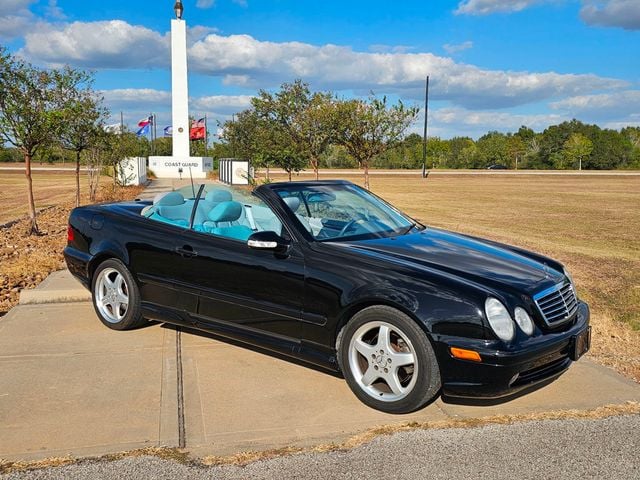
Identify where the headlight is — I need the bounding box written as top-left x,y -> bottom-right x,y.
484,298 -> 515,342
514,307 -> 534,336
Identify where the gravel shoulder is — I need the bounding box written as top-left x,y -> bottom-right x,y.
3,415 -> 638,480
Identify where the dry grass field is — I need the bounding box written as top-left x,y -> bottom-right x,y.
270,171 -> 640,380
0,170 -> 100,225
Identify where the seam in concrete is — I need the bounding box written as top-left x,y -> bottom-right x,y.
158,327 -> 179,447
177,328 -> 186,448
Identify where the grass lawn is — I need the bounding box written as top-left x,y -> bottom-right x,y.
270,171 -> 640,380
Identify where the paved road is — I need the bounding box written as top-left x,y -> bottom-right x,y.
265,168 -> 640,176
4,415 -> 638,479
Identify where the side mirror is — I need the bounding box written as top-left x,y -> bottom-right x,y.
247,231 -> 290,252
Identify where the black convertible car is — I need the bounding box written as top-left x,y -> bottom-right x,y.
64,180 -> 590,413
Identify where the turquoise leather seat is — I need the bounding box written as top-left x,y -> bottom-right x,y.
204,201 -> 253,241
146,191 -> 190,227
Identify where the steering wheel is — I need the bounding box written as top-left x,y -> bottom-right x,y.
338,218 -> 368,237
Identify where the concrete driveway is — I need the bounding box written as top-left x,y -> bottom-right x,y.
1,270 -> 639,462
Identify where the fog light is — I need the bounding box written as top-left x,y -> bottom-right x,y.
450,347 -> 482,362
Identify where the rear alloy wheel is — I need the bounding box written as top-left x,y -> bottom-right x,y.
92,259 -> 145,330
339,306 -> 441,414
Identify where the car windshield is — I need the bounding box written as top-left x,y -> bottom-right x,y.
272,183 -> 418,241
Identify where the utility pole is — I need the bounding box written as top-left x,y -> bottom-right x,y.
421,75 -> 429,178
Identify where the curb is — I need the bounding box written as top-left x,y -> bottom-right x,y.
18,270 -> 91,306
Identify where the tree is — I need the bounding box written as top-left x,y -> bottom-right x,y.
222,109 -> 307,181
252,80 -> 336,180
0,49 -> 64,233
476,131 -> 510,167
335,95 -> 418,189
57,67 -> 108,207
563,133 -> 593,170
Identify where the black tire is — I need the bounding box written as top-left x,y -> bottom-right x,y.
337,305 -> 441,414
91,258 -> 145,331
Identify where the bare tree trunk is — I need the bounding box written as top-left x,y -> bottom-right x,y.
312,158 -> 319,180
24,151 -> 39,234
75,150 -> 81,207
363,162 -> 370,190
288,169 -> 292,181
266,163 -> 270,182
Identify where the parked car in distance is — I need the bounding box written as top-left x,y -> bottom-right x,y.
487,164 -> 508,170
64,180 -> 590,413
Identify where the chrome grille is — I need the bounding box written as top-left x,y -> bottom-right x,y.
533,282 -> 578,326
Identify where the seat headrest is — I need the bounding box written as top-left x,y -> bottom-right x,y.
283,196 -> 301,212
208,201 -> 243,223
205,189 -> 233,204
154,191 -> 185,206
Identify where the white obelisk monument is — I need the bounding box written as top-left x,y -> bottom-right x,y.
149,1 -> 213,178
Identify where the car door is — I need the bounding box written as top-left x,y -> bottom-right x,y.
180,194 -> 306,341
127,219 -> 200,321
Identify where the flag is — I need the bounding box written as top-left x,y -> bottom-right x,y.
136,123 -> 150,137
190,117 -> 206,140
164,126 -> 173,137
138,116 -> 153,127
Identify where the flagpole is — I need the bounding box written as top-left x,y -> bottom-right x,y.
422,75 -> 429,178
148,112 -> 153,154
204,114 -> 208,157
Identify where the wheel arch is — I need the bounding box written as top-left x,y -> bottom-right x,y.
88,248 -> 130,285
334,298 -> 433,355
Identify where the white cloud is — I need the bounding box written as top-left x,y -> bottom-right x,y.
580,0 -> 640,30
0,0 -> 35,40
429,106 -> 567,138
0,0 -> 35,16
100,89 -> 172,109
454,0 -> 552,15
18,20 -> 630,113
369,44 -> 414,54
45,0 -> 65,19
196,0 -> 215,9
443,41 -> 473,54
100,89 -> 253,124
191,94 -> 253,114
551,90 -> 640,118
21,20 -> 170,69
188,33 -> 627,109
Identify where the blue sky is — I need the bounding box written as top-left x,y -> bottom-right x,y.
1,0 -> 638,138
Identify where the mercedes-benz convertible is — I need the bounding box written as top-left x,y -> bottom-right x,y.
64,180 -> 590,413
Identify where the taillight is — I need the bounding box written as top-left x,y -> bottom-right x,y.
67,225 -> 74,243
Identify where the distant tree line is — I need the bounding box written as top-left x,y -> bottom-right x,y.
367,122 -> 640,171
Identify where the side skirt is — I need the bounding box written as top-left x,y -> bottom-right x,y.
141,302 -> 340,373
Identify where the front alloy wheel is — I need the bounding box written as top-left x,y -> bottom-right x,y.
348,321 -> 418,402
339,306 -> 441,414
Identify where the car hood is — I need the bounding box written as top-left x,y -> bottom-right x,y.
341,228 -> 564,295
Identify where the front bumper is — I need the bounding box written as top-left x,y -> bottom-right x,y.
433,301 -> 590,399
